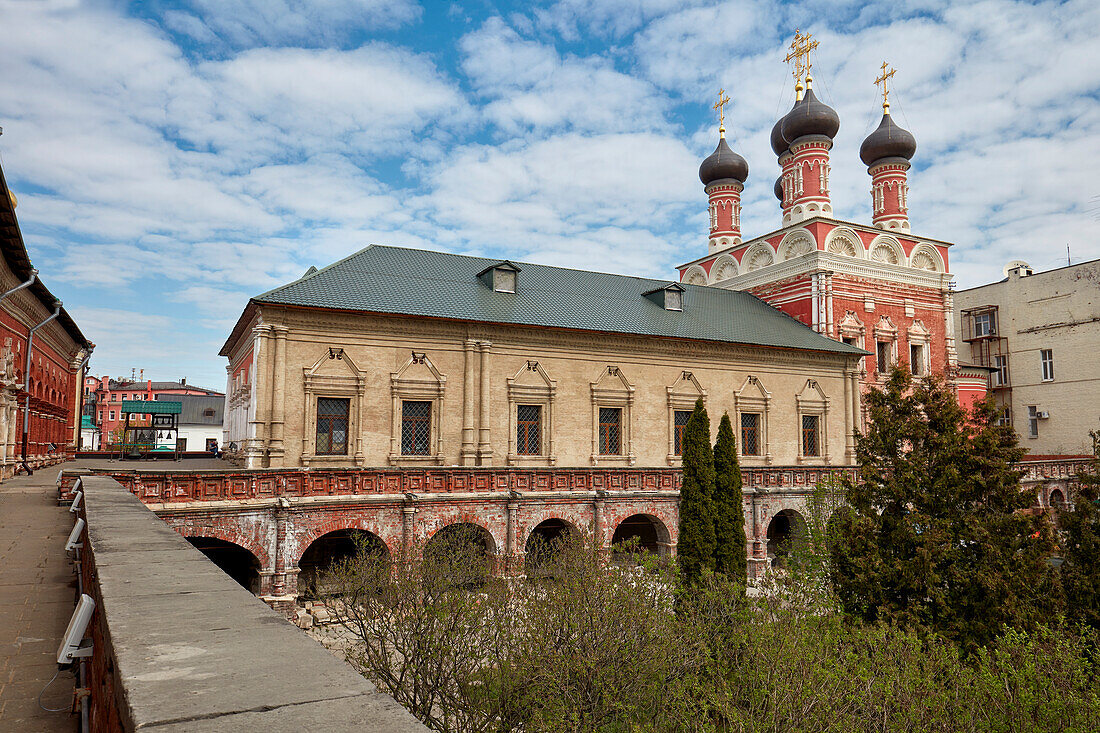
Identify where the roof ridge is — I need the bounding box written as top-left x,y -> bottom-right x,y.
253,244 -> 376,301
346,244 -> 700,289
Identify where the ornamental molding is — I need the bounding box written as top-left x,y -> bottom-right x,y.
713,250 -> 952,292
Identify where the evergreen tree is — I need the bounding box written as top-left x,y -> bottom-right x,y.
712,412 -> 746,583
1061,430 -> 1100,629
678,398 -> 716,586
830,367 -> 1058,652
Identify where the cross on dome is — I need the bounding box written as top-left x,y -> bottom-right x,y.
713,88 -> 731,136
875,61 -> 897,112
784,29 -> 819,97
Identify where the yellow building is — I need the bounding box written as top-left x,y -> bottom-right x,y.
221,246 -> 864,471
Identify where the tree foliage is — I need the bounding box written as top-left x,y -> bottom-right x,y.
1060,429 -> 1100,629
712,411 -> 746,583
677,397 -> 715,586
322,530 -> 1100,733
830,366 -> 1059,651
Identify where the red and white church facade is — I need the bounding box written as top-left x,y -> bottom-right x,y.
679,73 -> 990,417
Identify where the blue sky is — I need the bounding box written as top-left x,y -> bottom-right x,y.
1,0 -> 1097,390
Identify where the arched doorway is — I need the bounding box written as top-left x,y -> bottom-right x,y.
424,523 -> 496,586
611,514 -> 669,560
524,518 -> 576,575
766,509 -> 807,568
1050,488 -> 1066,510
187,537 -> 261,593
298,529 -> 388,599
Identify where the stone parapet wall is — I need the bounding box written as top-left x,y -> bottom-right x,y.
73,475 -> 428,732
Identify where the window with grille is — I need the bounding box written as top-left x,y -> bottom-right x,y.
599,407 -> 622,455
741,412 -> 760,455
1040,349 -> 1054,381
517,404 -> 541,455
401,400 -> 432,455
673,410 -> 692,455
801,415 -> 819,457
876,341 -> 891,373
315,397 -> 350,455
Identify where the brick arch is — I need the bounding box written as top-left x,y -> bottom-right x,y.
602,502 -> 678,551
291,515 -> 397,568
172,520 -> 270,569
419,505 -> 505,555
516,505 -> 592,548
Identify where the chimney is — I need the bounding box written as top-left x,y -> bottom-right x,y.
181,377 -> 186,386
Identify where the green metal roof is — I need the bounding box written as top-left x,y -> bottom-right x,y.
252,245 -> 865,357
120,401 -> 181,414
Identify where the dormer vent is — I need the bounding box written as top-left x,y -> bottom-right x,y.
477,261 -> 521,293
643,283 -> 685,311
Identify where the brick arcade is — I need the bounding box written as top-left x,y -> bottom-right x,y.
61,464 -> 854,611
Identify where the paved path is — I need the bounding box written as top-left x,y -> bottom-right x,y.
0,463 -> 80,732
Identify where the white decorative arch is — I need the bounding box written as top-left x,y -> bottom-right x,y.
908,244 -> 944,272
742,243 -> 776,272
825,227 -> 864,258
683,265 -> 707,286
869,235 -> 904,266
778,229 -> 816,261
710,254 -> 738,283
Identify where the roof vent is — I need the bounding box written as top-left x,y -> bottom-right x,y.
643,283 -> 685,311
477,261 -> 521,293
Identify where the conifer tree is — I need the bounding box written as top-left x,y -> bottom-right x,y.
712,412 -> 746,583
830,366 -> 1058,651
678,398 -> 716,586
1061,430 -> 1100,629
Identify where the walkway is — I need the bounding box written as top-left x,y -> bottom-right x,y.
0,463 -> 79,732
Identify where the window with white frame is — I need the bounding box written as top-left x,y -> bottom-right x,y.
665,371 -> 705,464
1028,405 -> 1039,438
590,366 -> 634,464
973,312 -> 995,337
876,341 -> 892,374
507,360 -> 556,465
736,375 -> 771,462
909,343 -> 925,376
1040,349 -> 1054,381
993,355 -> 1009,387
796,379 -> 829,463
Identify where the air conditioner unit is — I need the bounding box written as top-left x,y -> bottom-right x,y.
1037,411 -> 1050,419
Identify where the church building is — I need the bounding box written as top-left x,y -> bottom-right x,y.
678,43 -> 984,417
217,35 -> 988,575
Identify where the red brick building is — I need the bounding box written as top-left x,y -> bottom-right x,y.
680,66 -> 982,421
0,161 -> 92,477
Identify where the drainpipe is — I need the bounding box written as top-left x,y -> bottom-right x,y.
0,268 -> 37,304
22,300 -> 61,475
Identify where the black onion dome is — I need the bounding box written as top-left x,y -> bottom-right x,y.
781,87 -> 840,143
770,115 -> 789,156
699,136 -> 748,185
773,176 -> 783,201
859,111 -> 916,166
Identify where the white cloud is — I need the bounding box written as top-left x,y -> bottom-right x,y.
460,18 -> 668,135
164,0 -> 421,48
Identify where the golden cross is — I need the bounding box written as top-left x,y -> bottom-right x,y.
875,61 -> 896,108
784,29 -> 819,86
713,88 -> 731,134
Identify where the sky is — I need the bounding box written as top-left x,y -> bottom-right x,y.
1,0 -> 1097,390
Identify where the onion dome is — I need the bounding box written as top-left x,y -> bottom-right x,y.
699,136 -> 748,185
859,108 -> 916,166
770,116 -> 789,156
781,85 -> 840,143
773,176 -> 783,201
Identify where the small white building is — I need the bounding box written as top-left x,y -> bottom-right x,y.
174,395 -> 224,452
